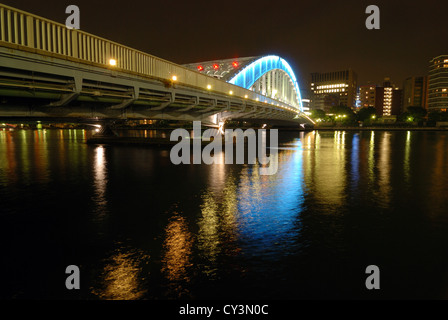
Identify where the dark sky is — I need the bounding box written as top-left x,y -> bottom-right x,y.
4,0 -> 448,93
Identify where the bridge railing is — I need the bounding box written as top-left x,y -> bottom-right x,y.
0,4 -> 299,113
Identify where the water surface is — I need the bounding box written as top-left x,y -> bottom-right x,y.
1,129 -> 448,299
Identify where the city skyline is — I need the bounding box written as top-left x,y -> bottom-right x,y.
3,0 -> 447,89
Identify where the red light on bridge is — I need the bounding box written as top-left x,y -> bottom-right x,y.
232,61 -> 239,68
197,65 -> 204,71
213,64 -> 219,70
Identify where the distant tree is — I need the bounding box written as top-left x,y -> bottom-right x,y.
329,104 -> 355,117
356,107 -> 377,122
310,109 -> 326,120
399,106 -> 427,122
407,106 -> 427,118
329,104 -> 356,124
428,110 -> 448,122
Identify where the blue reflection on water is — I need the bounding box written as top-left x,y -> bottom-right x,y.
351,133 -> 360,187
236,140 -> 305,258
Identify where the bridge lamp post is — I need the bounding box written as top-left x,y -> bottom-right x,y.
171,75 -> 178,81
244,94 -> 248,99
207,84 -> 212,90
108,58 -> 117,66
229,90 -> 233,95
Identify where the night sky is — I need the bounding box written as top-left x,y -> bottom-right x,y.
4,0 -> 448,94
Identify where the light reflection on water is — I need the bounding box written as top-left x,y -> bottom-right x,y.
162,213 -> 193,284
2,129 -> 448,299
236,147 -> 305,257
91,246 -> 150,300
92,146 -> 108,222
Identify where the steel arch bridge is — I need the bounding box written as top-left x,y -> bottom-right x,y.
0,3 -> 314,128
184,56 -> 304,112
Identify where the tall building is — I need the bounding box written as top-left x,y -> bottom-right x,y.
359,85 -> 377,108
403,76 -> 428,111
374,78 -> 403,116
359,78 -> 403,116
310,69 -> 357,112
428,55 -> 448,111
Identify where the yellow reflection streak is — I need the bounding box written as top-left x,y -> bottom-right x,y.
92,249 -> 150,300
33,129 -> 49,183
303,132 -> 314,184
20,130 -> 31,182
162,214 -> 193,283
378,132 -> 391,207
404,131 -> 411,184
368,131 -> 375,183
208,151 -> 226,193
0,131 -> 18,185
93,145 -> 108,220
197,175 -> 240,277
301,131 -> 346,208
316,131 -> 321,149
198,192 -> 220,270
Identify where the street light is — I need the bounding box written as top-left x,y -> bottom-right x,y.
108,58 -> 117,66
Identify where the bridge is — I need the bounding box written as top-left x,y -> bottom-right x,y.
0,4 -> 313,129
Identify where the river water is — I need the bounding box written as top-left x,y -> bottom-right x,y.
1,128 -> 448,299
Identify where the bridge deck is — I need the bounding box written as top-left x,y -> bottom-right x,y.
0,3 -> 309,126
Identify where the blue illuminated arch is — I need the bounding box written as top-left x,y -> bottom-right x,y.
228,55 -> 303,112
